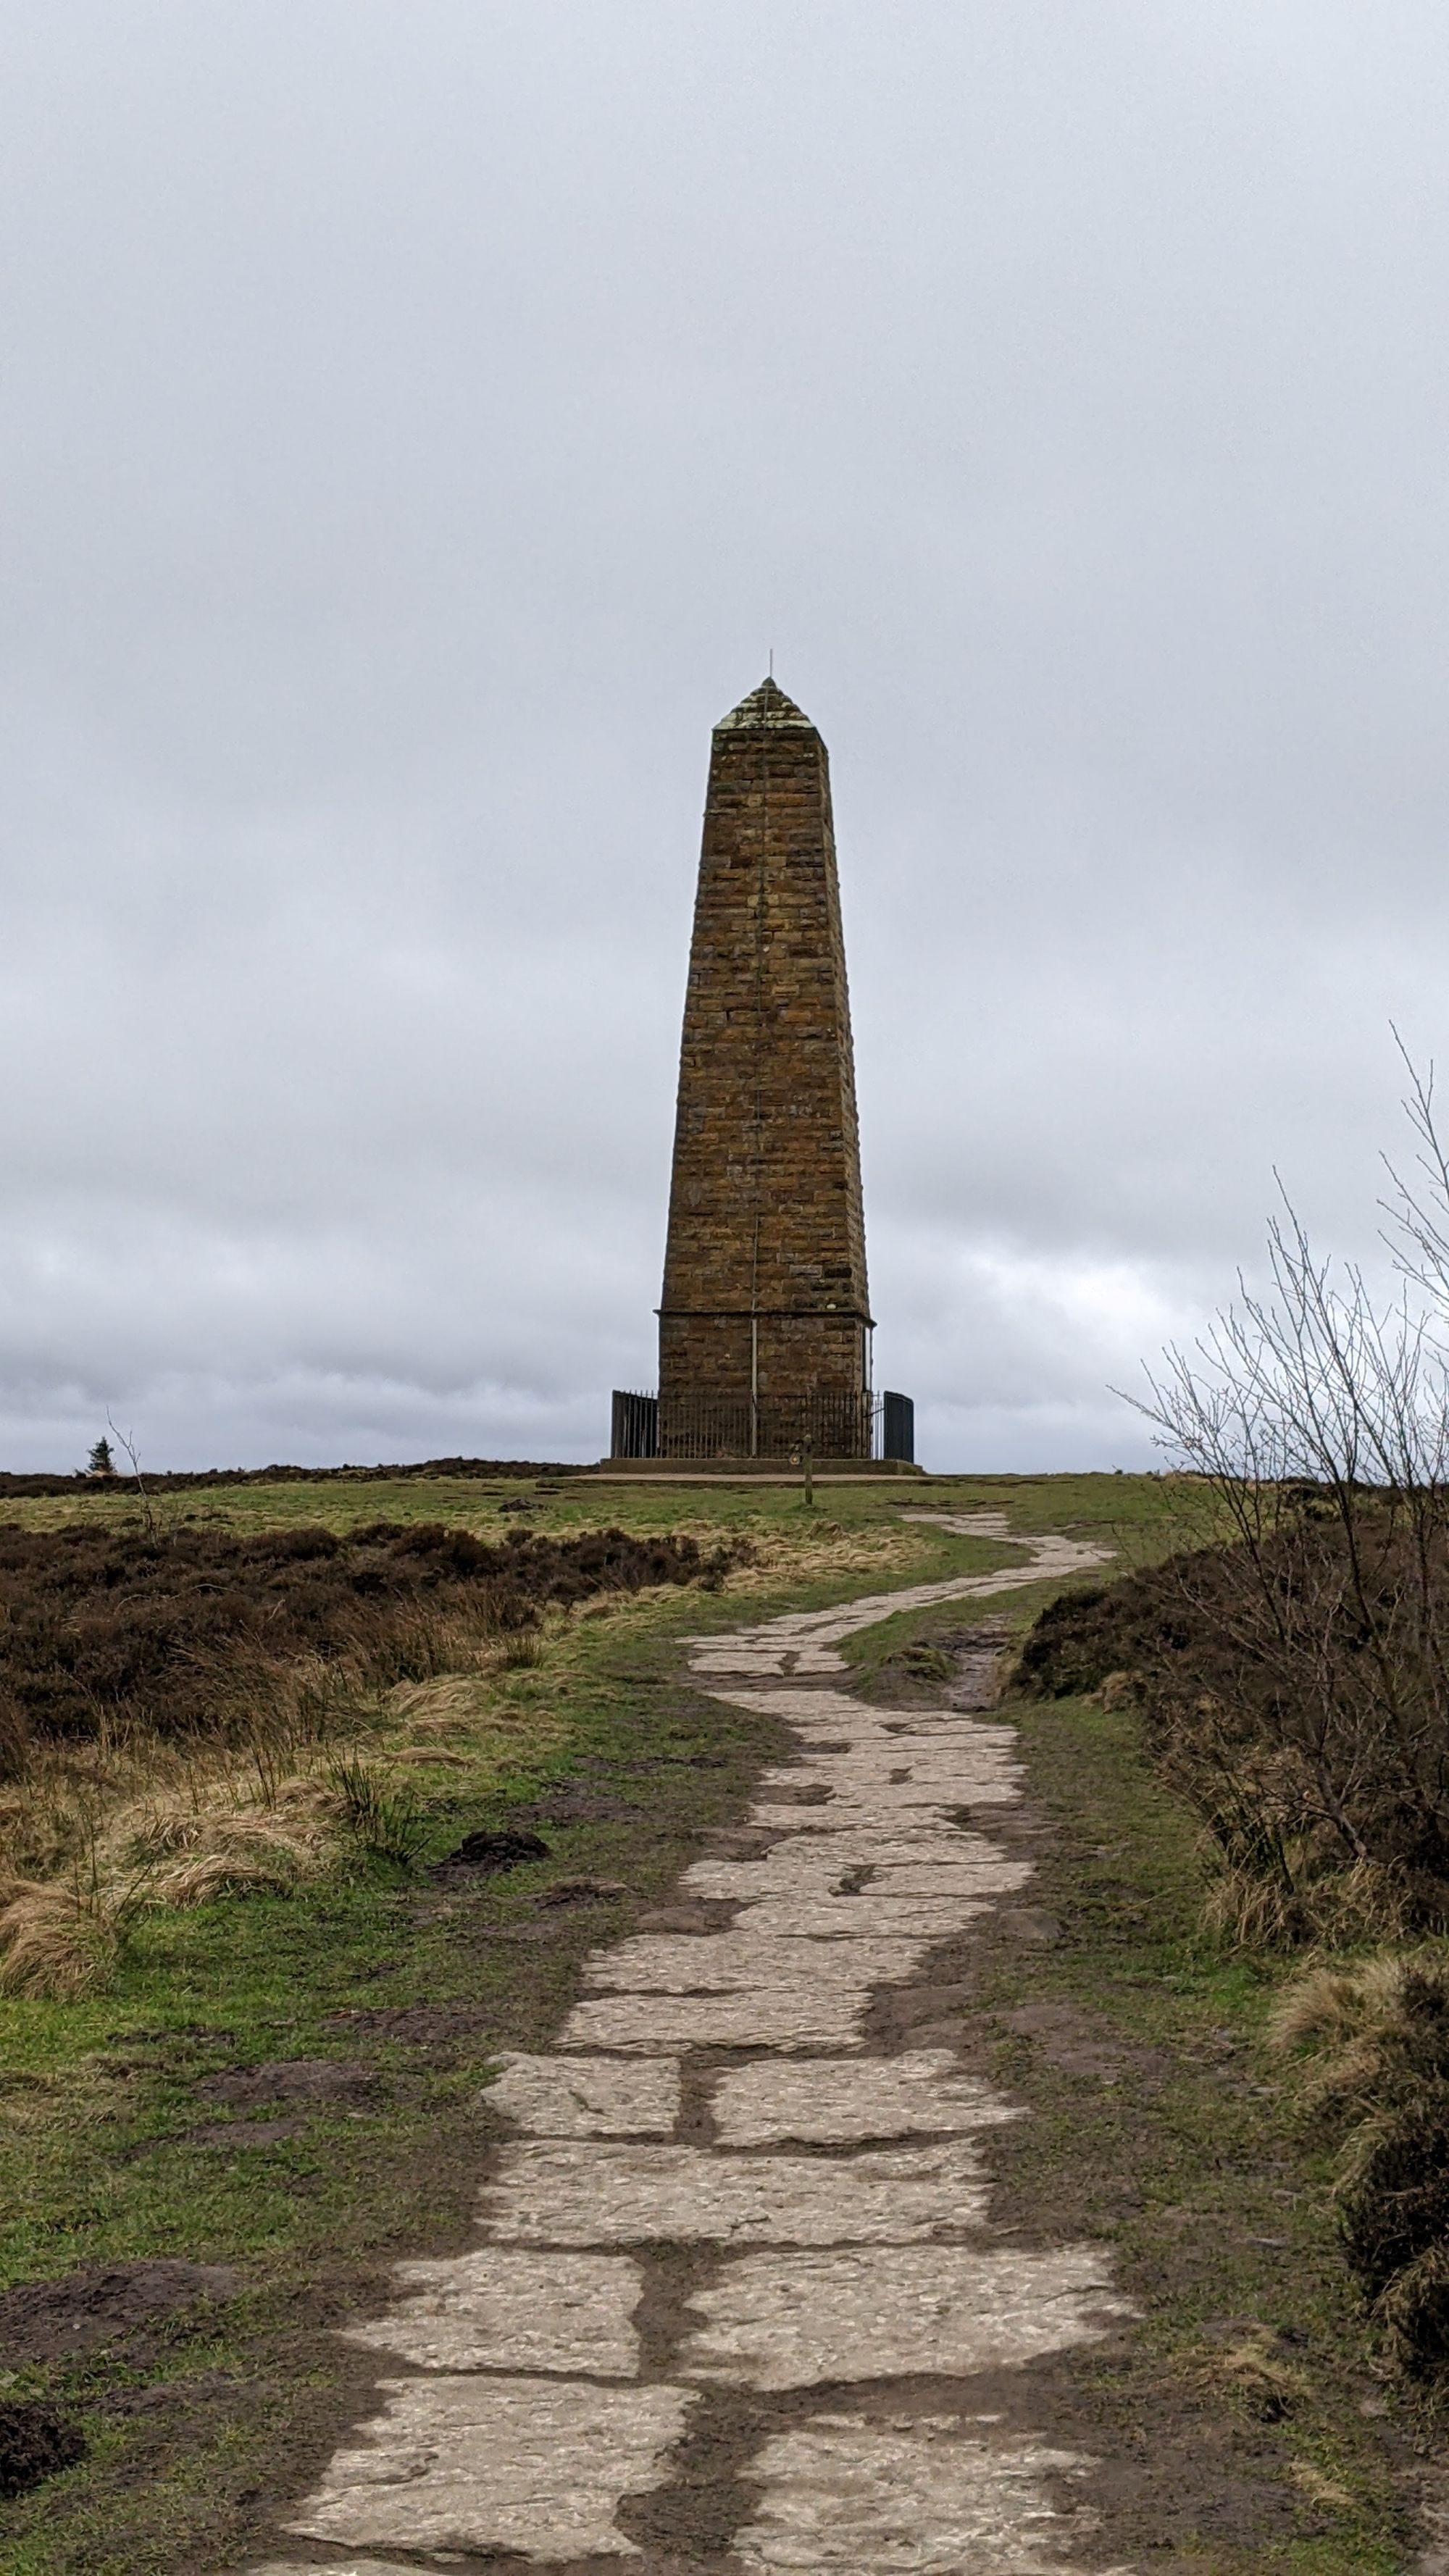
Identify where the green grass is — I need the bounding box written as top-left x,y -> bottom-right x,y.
0,1462 -> 1190,1547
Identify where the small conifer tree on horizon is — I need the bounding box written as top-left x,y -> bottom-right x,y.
86,1437 -> 116,1479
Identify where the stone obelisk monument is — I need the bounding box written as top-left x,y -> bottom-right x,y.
611,677 -> 911,1463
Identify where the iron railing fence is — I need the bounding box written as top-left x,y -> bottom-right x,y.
610,1389 -> 877,1461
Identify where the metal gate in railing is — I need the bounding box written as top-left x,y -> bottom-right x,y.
609,1390 -> 660,1458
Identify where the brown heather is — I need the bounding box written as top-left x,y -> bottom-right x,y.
0,1518 -> 732,1770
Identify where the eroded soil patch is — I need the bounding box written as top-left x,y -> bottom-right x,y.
0,2261 -> 239,2367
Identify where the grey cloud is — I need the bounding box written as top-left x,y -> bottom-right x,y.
2,2 -> 1448,1468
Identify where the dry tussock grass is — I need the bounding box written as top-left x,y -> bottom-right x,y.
1212,2334 -> 1309,2421
387,1676 -> 483,1728
0,1877 -> 117,1997
0,1618 -> 588,1999
731,1517 -> 919,1589
0,1761 -> 354,1988
384,1665 -> 565,1765
105,1772 -> 348,1904
1271,1946 -> 1449,2375
0,1515 -> 730,1996
1202,1855 -> 1422,1953
1269,1947 -> 1449,2110
0,1632 -> 575,1994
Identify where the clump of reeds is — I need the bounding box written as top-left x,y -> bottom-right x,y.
325,1758 -> 427,1867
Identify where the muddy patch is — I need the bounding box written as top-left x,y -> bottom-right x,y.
428,1828 -> 550,1883
515,1784 -> 647,1826
201,2057 -> 374,2109
0,2399 -> 85,2498
998,2000 -> 1172,2088
188,2117 -> 307,2151
533,1874 -> 632,1907
0,2260 -> 240,2366
320,2000 -> 496,2059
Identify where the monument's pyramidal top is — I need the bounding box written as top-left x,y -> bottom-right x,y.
714,674 -> 817,732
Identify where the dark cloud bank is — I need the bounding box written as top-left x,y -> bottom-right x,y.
3,2 -> 1448,1471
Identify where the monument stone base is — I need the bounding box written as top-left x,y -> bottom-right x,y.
588,1455 -> 925,1479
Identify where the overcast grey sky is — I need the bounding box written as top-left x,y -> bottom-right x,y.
3,1 -> 1448,1472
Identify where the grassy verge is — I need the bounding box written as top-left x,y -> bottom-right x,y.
846,1576 -> 1437,2572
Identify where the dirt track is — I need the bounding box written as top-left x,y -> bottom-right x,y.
246,1516 -> 1131,2573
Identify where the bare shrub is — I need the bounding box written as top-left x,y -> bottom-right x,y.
1269,1948 -> 1449,2109
1095,1055 -> 1449,1940
1018,1532 -> 1449,1941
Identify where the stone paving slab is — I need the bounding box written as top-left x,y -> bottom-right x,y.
680,2243 -> 1130,2388
253,2562 -> 422,2575
480,2138 -> 990,2245
735,1894 -> 988,1937
581,1932 -> 932,1991
682,1852 -> 1028,1902
485,2051 -> 682,2136
558,1988 -> 873,2053
709,2052 -> 1022,2147
343,2247 -> 644,2375
286,2376 -> 694,2558
732,2416 -> 1127,2573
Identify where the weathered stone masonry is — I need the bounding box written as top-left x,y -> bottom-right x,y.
656,677 -> 873,1455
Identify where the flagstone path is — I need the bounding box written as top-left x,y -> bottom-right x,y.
250,1513 -> 1139,2574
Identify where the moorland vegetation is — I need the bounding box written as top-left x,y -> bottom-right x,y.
0,1515 -> 736,1999
1021,1059 -> 1449,2375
